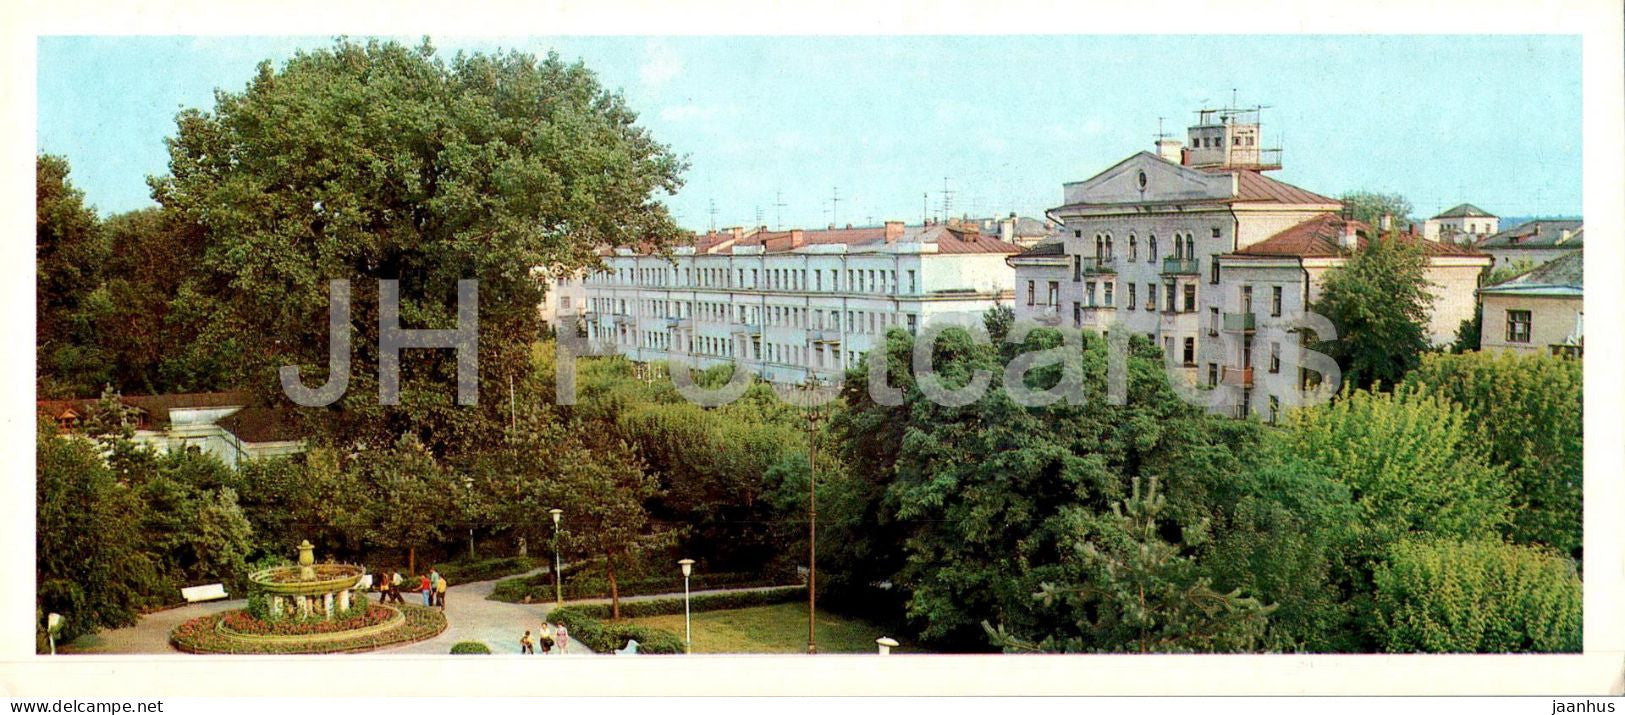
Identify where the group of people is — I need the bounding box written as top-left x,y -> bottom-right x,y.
520,622 -> 570,655
372,567 -> 449,609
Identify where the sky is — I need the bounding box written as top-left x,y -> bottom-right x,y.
36,35 -> 1582,229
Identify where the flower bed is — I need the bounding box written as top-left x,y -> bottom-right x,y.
169,604 -> 446,655
220,605 -> 394,637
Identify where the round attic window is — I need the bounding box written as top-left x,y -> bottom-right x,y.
1137,170 -> 1147,190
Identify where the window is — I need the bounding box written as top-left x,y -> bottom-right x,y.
1210,260 -> 1220,284
1086,281 -> 1096,307
1074,230 -> 1082,238
1027,281 -> 1035,306
1148,283 -> 1158,311
1269,342 -> 1281,373
1185,236 -> 1194,259
1212,227 -> 1221,239
560,296 -> 571,309
1073,302 -> 1082,328
1095,235 -> 1104,260
1208,363 -> 1218,387
1128,284 -> 1138,310
1074,255 -> 1083,282
1183,284 -> 1196,312
1209,307 -> 1219,336
1269,395 -> 1280,424
906,314 -> 918,335
816,272 -> 823,291
1047,281 -> 1060,306
1165,280 -> 1176,312
1149,236 -> 1159,262
1242,285 -> 1254,314
1507,310 -> 1532,343
1183,337 -> 1195,367
1104,282 -> 1115,307
908,270 -> 917,293
1271,286 -> 1283,317
1105,235 -> 1114,259
1130,236 -> 1138,261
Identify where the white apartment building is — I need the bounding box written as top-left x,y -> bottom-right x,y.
572,220 -> 1020,383
1423,203 -> 1499,243
1013,106 -> 1491,420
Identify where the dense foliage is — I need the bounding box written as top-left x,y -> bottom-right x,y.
1402,351 -> 1583,556
1372,539 -> 1580,652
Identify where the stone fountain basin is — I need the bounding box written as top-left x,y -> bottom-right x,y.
248,564 -> 364,596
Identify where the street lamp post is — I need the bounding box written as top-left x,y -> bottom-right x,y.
804,391 -> 825,655
678,558 -> 695,654
549,508 -> 564,606
463,476 -> 475,560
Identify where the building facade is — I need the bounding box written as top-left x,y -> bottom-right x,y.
1013,106 -> 1492,419
1479,251 -> 1583,356
1423,203 -> 1499,244
38,392 -> 304,468
576,221 -> 1020,384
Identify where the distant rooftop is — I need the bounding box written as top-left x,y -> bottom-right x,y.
1432,203 -> 1496,219
1228,213 -> 1486,259
679,220 -> 1024,256
1481,251 -> 1583,298
1477,219 -> 1584,250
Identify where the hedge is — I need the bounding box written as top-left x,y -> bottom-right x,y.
489,569 -> 796,604
572,586 -> 806,620
1372,539 -> 1581,653
549,607 -> 686,655
450,641 -> 492,654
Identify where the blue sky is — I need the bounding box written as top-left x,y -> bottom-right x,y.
37,35 -> 1581,228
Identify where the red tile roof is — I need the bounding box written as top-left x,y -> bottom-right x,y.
1197,168 -> 1340,206
1230,214 -> 1487,259
685,223 -> 1022,255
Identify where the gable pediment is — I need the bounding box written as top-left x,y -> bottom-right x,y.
1060,152 -> 1234,208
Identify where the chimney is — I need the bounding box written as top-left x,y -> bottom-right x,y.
729,226 -> 743,241
884,220 -> 905,242
1156,138 -> 1184,163
1340,222 -> 1359,251
1000,218 -> 1014,244
1379,214 -> 1392,232
845,223 -> 853,230
790,229 -> 805,248
1560,228 -> 1572,243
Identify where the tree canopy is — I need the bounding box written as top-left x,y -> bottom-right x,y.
1312,235 -> 1434,390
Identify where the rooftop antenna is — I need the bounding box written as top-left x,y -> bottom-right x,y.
708,199 -> 718,233
773,189 -> 787,230
1154,116 -> 1169,142
829,186 -> 842,227
941,177 -> 954,223
755,205 -> 764,228
922,192 -> 929,224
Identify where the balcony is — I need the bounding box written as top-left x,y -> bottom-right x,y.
1222,312 -> 1256,332
735,323 -> 762,336
1161,258 -> 1200,275
810,328 -> 842,344
1079,306 -> 1115,323
1028,306 -> 1062,326
1220,366 -> 1254,388
1080,257 -> 1117,274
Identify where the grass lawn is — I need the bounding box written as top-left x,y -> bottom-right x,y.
626,602 -> 924,654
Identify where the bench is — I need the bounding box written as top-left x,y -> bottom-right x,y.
181,583 -> 228,603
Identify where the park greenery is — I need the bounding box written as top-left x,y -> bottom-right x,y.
37,39 -> 1581,655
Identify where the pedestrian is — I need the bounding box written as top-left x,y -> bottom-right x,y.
555,622 -> 569,654
520,630 -> 534,655
538,624 -> 554,655
390,571 -> 404,604
419,574 -> 432,606
436,574 -> 449,608
376,569 -> 389,604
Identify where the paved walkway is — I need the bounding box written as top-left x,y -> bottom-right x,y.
58,569 -> 795,656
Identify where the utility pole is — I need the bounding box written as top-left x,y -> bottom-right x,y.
805,393 -> 824,655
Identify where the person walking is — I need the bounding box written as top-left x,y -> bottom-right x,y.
419,574 -> 432,606
376,569 -> 390,604
520,630 -> 534,655
389,572 -> 404,604
435,574 -> 449,608
538,623 -> 554,655
555,622 -> 569,654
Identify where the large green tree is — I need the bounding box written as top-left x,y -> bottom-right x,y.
1402,351 -> 1583,556
36,154 -> 111,397
1338,190 -> 1414,228
152,38 -> 687,455
1312,235 -> 1434,390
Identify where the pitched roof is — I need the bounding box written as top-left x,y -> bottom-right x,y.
1196,168 -> 1340,206
1432,203 -> 1495,219
686,222 -> 1023,255
1228,213 -> 1487,259
1480,251 -> 1583,297
1477,220 -> 1584,250
217,406 -> 306,443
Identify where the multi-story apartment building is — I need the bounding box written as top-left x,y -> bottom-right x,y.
572,220 -> 1020,383
1476,219 -> 1583,271
1423,203 -> 1499,244
1013,105 -> 1491,419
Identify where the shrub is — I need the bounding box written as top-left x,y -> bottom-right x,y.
1371,539 -> 1581,653
435,556 -> 543,584
549,607 -> 685,655
450,641 -> 492,654
571,586 -> 805,620
488,569 -> 796,604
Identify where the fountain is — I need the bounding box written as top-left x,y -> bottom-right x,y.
247,540 -> 367,621
169,540 -> 446,654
